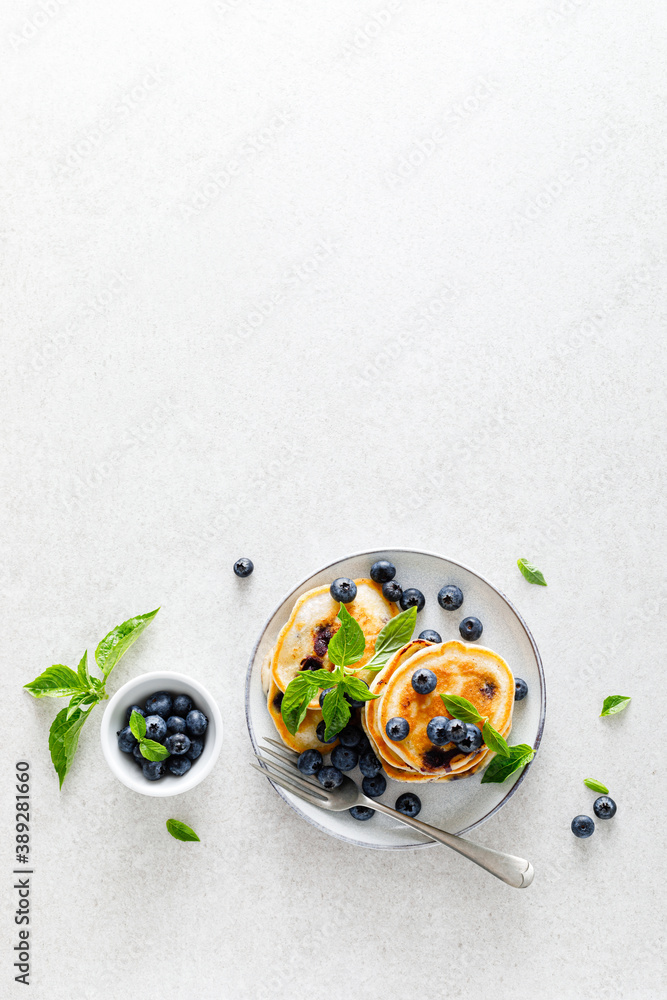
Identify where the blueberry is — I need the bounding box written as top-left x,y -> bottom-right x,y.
571,815 -> 595,838
144,715 -> 168,742
132,743 -> 144,763
186,738 -> 204,761
233,558 -> 254,577
382,581 -> 403,603
117,725 -> 138,753
385,717 -> 410,741
125,704 -> 145,724
370,560 -> 396,583
514,678 -> 528,701
317,766 -> 344,789
167,756 -> 192,777
167,715 -> 187,734
316,720 -> 337,744
186,709 -> 208,736
456,723 -> 483,753
426,716 -> 452,746
145,691 -> 173,719
438,585 -> 463,610
418,629 -> 441,643
362,773 -> 387,798
593,795 -> 617,819
344,681 -> 370,709
172,694 -> 193,717
359,751 -> 382,777
338,724 -> 363,748
399,588 -> 425,612
331,745 -> 359,771
142,760 -> 167,781
319,687 -> 335,708
356,732 -> 372,754
447,719 -> 468,744
411,667 -> 437,695
297,749 -> 323,775
395,792 -> 421,817
165,733 -> 191,755
459,616 -> 483,641
349,805 -> 375,821
330,578 -> 357,603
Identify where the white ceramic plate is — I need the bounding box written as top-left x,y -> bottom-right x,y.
246,549 -> 545,849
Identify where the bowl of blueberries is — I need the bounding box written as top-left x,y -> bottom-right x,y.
101,671 -> 223,797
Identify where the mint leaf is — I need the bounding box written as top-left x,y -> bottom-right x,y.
600,695 -> 631,717
94,608 -> 160,678
365,606 -> 417,672
322,685 -> 351,741
342,676 -> 379,703
48,705 -> 94,788
24,664 -> 85,699
77,651 -> 91,686
166,819 -> 200,842
517,558 -> 547,586
327,604 -> 366,667
440,694 -> 482,726
129,709 -> 147,740
481,744 -> 534,784
281,673 -> 318,735
139,738 -> 170,761
482,721 -> 510,757
584,778 -> 609,794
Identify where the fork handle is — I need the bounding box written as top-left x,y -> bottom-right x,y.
367,800 -> 534,888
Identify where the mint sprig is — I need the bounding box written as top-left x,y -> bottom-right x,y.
440,692 -> 534,780
600,695 -> 631,717
24,609 -> 159,787
517,558 -> 547,586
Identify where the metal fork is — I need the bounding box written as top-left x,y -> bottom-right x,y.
251,738 -> 534,888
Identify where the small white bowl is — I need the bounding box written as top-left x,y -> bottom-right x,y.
101,671 -> 222,797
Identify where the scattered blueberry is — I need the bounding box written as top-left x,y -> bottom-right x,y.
186,738 -> 204,761
172,694 -> 193,716
438,585 -> 464,610
142,760 -> 167,781
349,805 -> 375,821
362,773 -> 387,798
459,616 -> 483,641
447,719 -> 468,744
165,733 -> 191,755
593,796 -> 617,819
319,687 -> 335,708
426,717 -> 452,746
370,560 -> 396,583
186,709 -> 208,736
297,749 -> 323,775
359,751 -> 382,777
338,724 -> 363,748
344,681 -> 370,709
418,629 -> 442,643
456,723 -> 483,753
117,726 -> 137,753
399,588 -> 425,612
411,667 -> 437,695
125,704 -> 145,724
514,678 -> 528,701
145,691 -> 173,718
330,578 -> 357,603
395,792 -> 421,818
167,715 -> 187,734
317,766 -> 344,789
233,558 -> 254,577
382,581 -> 403,603
571,815 -> 595,838
331,745 -> 359,771
316,720 -> 338,744
144,715 -> 167,742
167,756 -> 192,777
385,717 -> 410,741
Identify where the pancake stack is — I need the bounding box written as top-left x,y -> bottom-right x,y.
363,639 -> 515,782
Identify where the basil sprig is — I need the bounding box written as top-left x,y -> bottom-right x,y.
440,692 -> 535,782
481,744 -> 535,784
129,710 -> 170,761
24,609 -> 159,786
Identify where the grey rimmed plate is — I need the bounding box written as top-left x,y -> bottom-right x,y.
245,549 -> 545,849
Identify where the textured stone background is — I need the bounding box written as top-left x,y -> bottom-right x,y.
1,1 -> 665,997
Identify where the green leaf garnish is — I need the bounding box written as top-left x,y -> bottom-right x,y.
322,684 -> 351,741
326,604 -> 366,667
65,690 -> 98,720
440,694 -> 482,726
129,709 -> 147,740
584,778 -> 609,794
517,558 -> 547,586
481,743 -> 534,783
166,819 -> 200,842
482,720 -> 510,757
342,676 -> 379,703
94,608 -> 160,678
281,673 -> 318,735
365,606 -> 417,672
24,664 -> 85,699
140,738 -> 170,761
600,695 -> 631,717
77,651 -> 91,686
48,705 -> 95,788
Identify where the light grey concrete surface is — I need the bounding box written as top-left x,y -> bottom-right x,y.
2,1 -> 666,997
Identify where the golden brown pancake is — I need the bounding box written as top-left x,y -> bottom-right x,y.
364,639 -> 432,771
266,680 -> 339,753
